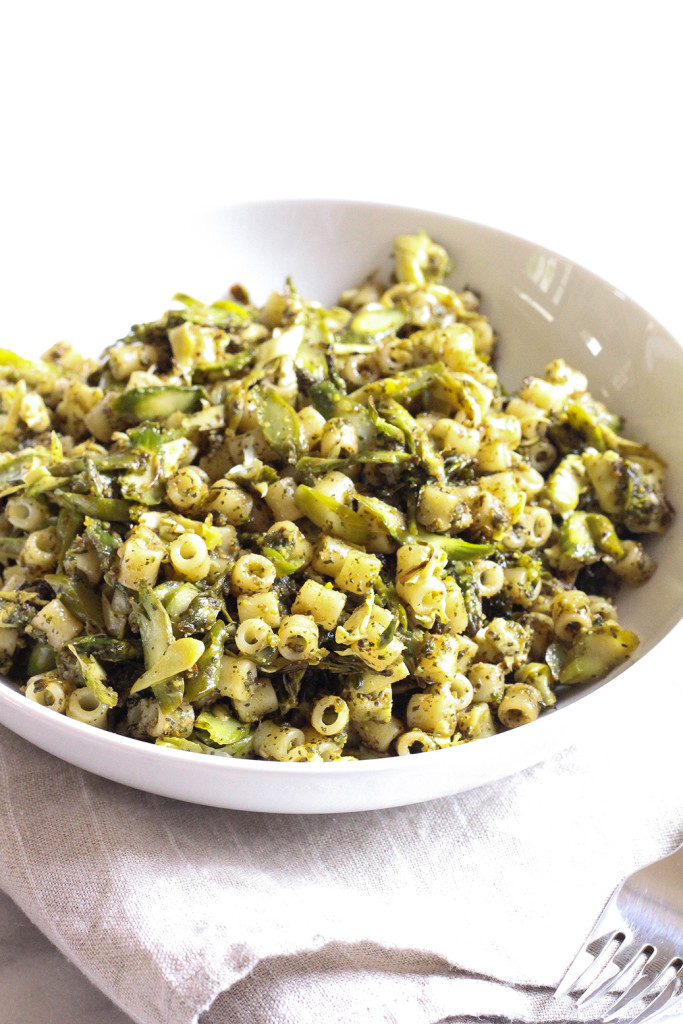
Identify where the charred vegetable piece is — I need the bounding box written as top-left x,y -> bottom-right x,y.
71,635 -> 143,662
295,451 -> 412,479
622,461 -> 674,534
377,398 -> 445,484
84,518 -> 120,562
45,574 -> 104,629
184,621 -> 227,703
54,493 -> 132,522
56,509 -> 83,564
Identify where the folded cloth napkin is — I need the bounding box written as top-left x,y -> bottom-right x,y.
1,629 -> 681,1024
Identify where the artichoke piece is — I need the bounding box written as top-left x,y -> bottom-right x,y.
583,450 -> 674,534
0,451 -> 51,492
136,585 -> 174,670
253,324 -> 304,368
172,292 -> 251,327
113,386 -> 204,421
558,623 -> 639,686
622,460 -> 674,534
157,734 -> 254,757
129,637 -> 205,695
585,513 -> 624,559
393,231 -> 451,286
294,484 -> 371,545
0,348 -> 58,386
127,423 -> 184,451
156,736 -> 206,754
565,403 -> 614,451
349,307 -> 406,337
558,512 -> 599,563
194,705 -> 252,747
254,386 -> 305,462
558,511 -> 624,563
68,645 -> 118,707
545,454 -> 586,513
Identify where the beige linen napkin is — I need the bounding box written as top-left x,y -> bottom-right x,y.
1,631 -> 681,1024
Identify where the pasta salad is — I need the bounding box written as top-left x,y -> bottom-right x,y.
0,232 -> 673,761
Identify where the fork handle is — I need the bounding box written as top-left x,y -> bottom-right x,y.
634,842 -> 683,911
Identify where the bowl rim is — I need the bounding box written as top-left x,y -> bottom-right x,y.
185,195 -> 668,321
0,660 -> 620,777
0,195 -> 680,784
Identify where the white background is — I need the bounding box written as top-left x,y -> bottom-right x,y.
1,2 -> 681,1021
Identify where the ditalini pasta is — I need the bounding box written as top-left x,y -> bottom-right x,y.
0,232 -> 673,761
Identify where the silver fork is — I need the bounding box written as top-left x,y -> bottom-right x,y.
555,843 -> 683,1022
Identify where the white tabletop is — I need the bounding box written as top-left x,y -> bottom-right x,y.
1,3 -> 681,1022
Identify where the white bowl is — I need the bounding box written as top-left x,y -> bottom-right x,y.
1,199 -> 682,812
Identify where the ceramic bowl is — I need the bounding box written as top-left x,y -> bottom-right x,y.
1,199 -> 681,812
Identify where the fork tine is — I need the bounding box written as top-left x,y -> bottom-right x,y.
576,941 -> 653,1007
555,891 -> 630,1001
627,971 -> 683,1024
603,958 -> 682,1022
554,930 -> 618,999
555,845 -> 683,1020
602,972 -> 660,1021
